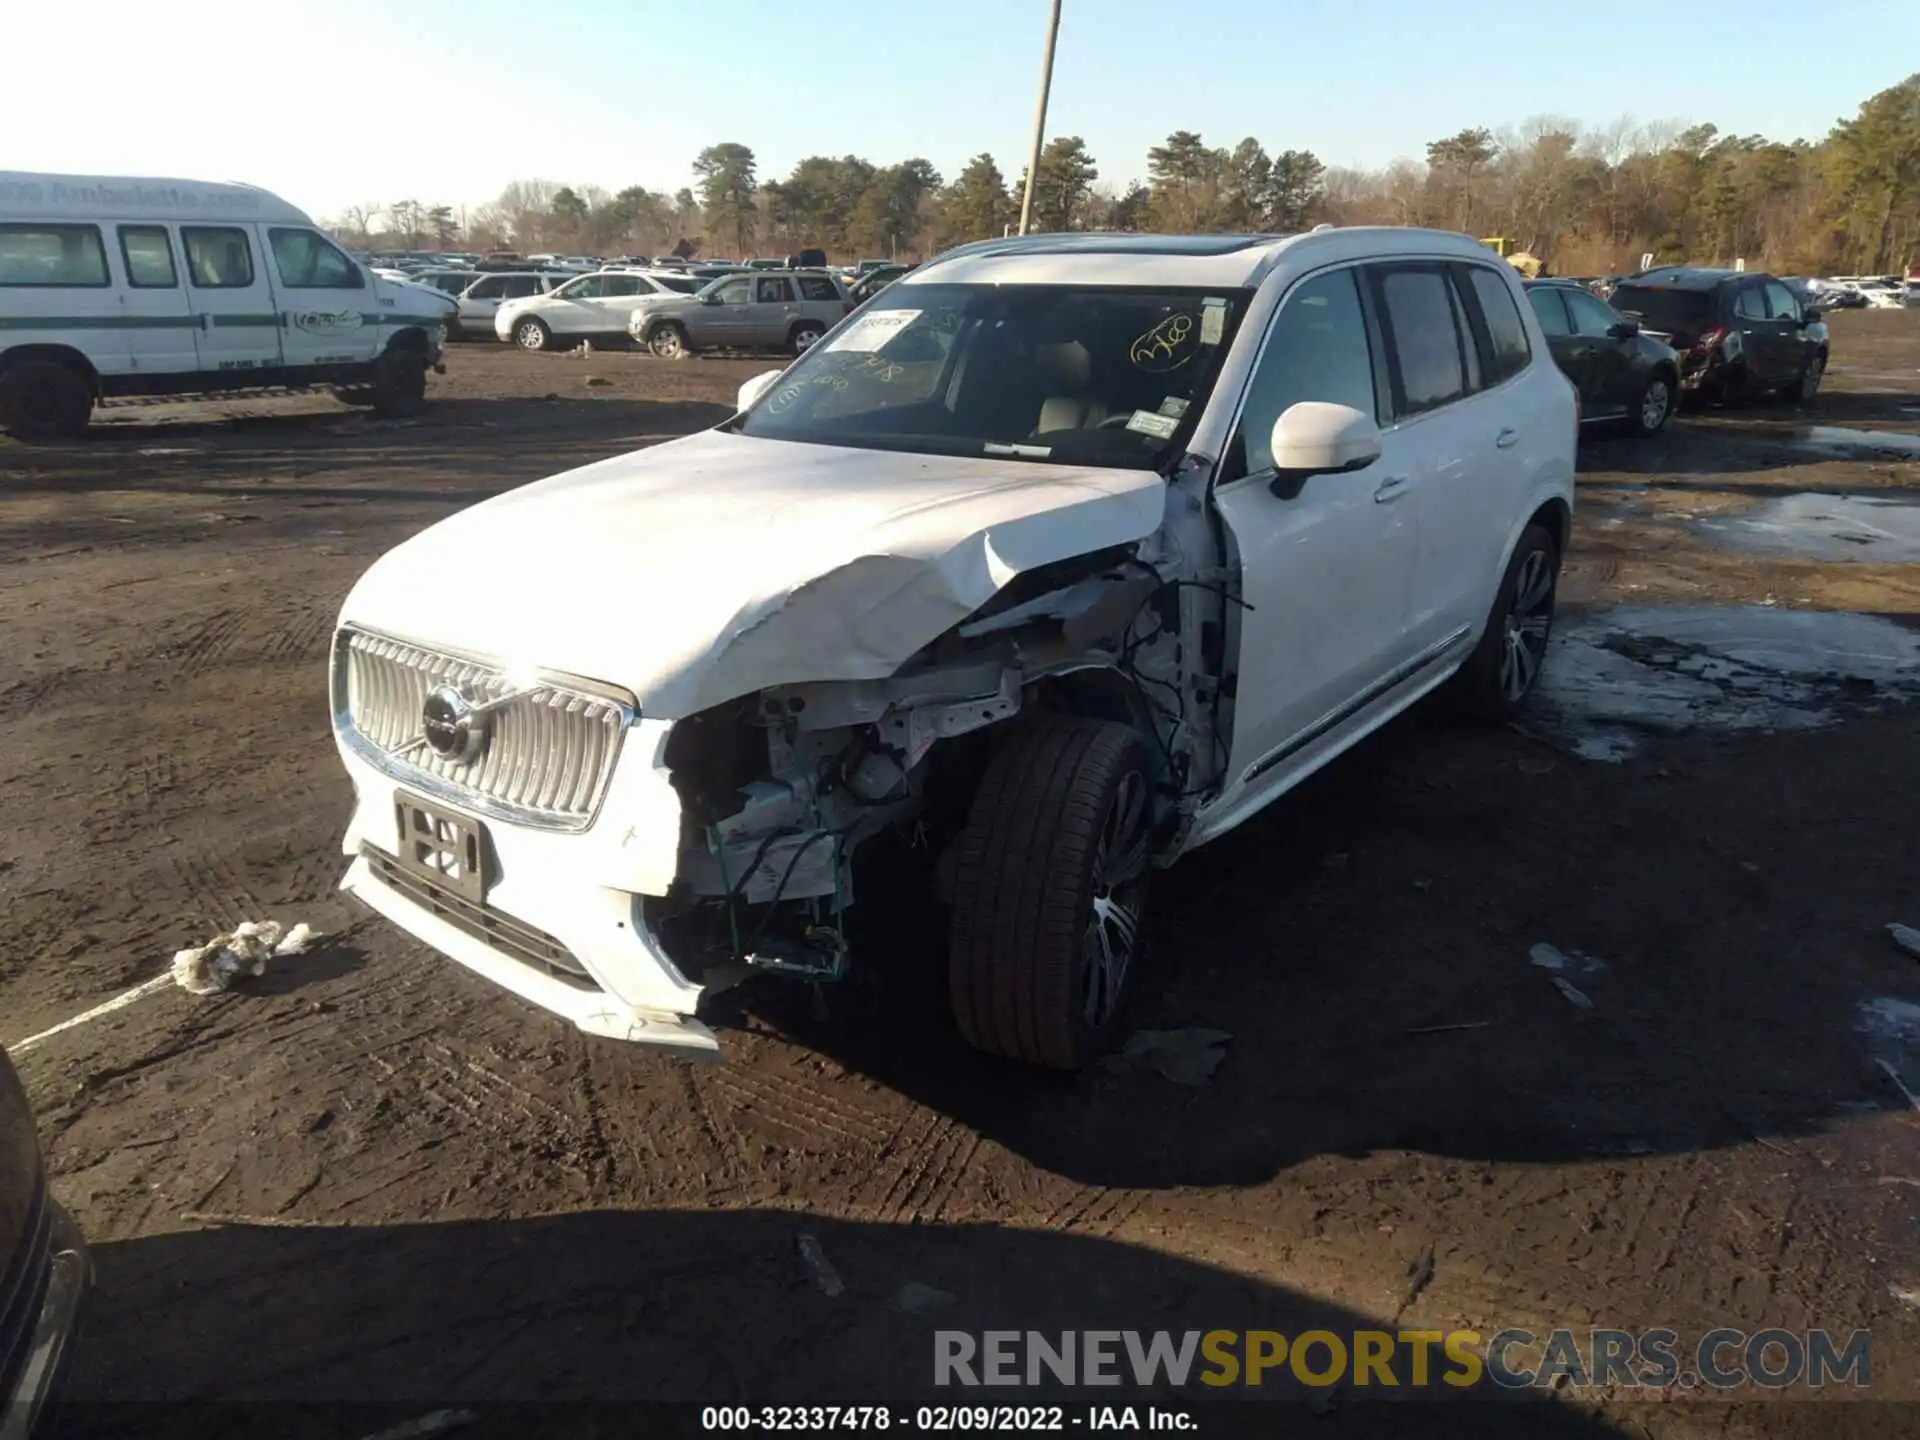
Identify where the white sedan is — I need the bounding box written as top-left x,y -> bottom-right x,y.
495,270 -> 702,350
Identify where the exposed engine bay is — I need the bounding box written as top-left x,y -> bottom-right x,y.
644,540 -> 1242,990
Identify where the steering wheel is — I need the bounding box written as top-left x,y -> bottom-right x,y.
1097,411 -> 1143,429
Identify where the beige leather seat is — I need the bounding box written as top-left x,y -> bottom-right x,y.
1033,341 -> 1111,432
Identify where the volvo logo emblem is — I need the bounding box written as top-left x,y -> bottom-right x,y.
421,684 -> 488,764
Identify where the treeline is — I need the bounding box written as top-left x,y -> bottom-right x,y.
329,73 -> 1920,275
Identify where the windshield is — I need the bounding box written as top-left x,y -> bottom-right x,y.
1608,284 -> 1714,332
734,282 -> 1250,469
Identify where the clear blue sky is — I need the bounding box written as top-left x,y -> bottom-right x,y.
8,0 -> 1915,221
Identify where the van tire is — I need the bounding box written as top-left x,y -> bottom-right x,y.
0,359 -> 93,441
369,349 -> 428,418
948,717 -> 1153,1070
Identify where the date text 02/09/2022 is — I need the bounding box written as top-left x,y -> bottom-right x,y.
699,1405 -> 1196,1432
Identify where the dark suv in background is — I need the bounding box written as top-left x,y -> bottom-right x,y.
1606,267 -> 1829,406
1523,278 -> 1682,436
1,1048 -> 88,1437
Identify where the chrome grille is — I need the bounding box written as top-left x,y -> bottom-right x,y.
335,627 -> 632,830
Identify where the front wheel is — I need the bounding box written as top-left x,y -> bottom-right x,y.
1626,372 -> 1673,437
369,349 -> 428,418
647,323 -> 688,359
948,717 -> 1153,1070
1795,351 -> 1826,405
514,317 -> 551,352
1449,522 -> 1560,720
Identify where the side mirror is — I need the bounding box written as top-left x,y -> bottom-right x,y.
736,369 -> 783,412
1268,402 -> 1382,488
1607,319 -> 1639,339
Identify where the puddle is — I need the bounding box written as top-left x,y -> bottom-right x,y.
1530,604 -> 1920,761
1857,997 -> 1920,1103
1798,426 -> 1920,459
1694,492 -> 1920,563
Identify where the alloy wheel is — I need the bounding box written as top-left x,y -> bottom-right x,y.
1081,768 -> 1148,1029
1499,547 -> 1555,703
1640,379 -> 1670,431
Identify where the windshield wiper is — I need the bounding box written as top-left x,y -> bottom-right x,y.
984,441 -> 1052,459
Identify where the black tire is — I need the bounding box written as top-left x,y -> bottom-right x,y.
1795,349 -> 1826,406
789,321 -> 826,355
1625,370 -> 1674,437
0,359 -> 93,441
948,717 -> 1153,1070
1449,522 -> 1560,720
369,348 -> 428,419
647,322 -> 688,359
514,317 -> 552,352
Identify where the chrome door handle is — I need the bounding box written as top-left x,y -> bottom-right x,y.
1373,476 -> 1409,503
1495,428 -> 1520,449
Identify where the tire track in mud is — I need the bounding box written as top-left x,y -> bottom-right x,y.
707,1064 -> 898,1154
167,607 -> 250,679
260,604 -> 334,667
861,1113 -> 987,1225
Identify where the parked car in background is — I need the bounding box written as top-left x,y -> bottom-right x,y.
1523,279 -> 1679,436
2,1044 -> 91,1435
847,263 -> 913,307
496,268 -> 704,350
450,271 -> 569,340
1832,276 -> 1907,309
746,258 -> 784,270
330,226 -> 1575,1066
415,268 -> 481,297
1607,268 -> 1828,405
628,268 -> 851,357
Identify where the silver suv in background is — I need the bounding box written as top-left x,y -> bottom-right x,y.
629,269 -> 851,358
450,271 -> 568,340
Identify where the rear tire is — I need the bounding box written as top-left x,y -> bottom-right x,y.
1625,372 -> 1673,437
1449,522 -> 1560,720
0,359 -> 93,440
514,317 -> 552,352
369,348 -> 428,418
789,321 -> 826,355
948,717 -> 1153,1070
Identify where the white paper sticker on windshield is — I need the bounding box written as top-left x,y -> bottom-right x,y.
1158,396 -> 1190,418
1126,409 -> 1179,440
1200,299 -> 1227,345
825,309 -> 921,353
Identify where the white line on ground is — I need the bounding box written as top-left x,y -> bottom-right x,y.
6,974 -> 173,1057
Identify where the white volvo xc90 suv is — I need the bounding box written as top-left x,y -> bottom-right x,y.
330,227 -> 1577,1069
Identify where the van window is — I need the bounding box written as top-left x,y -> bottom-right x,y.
0,224 -> 109,287
269,228 -> 363,289
119,226 -> 178,288
182,227 -> 256,289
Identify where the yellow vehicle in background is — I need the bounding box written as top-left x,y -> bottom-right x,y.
1481,236 -> 1547,279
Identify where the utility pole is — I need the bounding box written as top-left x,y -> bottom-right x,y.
1016,0 -> 1063,236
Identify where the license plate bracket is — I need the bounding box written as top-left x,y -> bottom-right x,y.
393,790 -> 491,905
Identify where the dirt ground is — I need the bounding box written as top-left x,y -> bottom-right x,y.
4,312 -> 1920,1438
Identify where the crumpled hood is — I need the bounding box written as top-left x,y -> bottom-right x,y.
339,429 -> 1167,718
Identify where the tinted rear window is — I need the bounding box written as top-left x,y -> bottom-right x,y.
1609,285 -> 1713,331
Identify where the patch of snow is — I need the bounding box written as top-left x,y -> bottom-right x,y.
171,919 -> 320,995
1694,493 -> 1920,564
1530,605 -> 1920,761
1798,426 -> 1920,459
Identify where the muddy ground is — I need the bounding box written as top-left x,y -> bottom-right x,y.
4,312 -> 1919,1438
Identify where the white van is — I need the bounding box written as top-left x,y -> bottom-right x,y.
0,171 -> 457,439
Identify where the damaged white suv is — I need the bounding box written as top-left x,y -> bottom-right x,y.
330,228 -> 1575,1068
